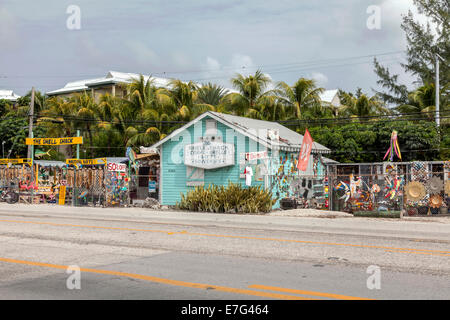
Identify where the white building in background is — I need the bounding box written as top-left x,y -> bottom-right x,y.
46,71 -> 173,102
319,89 -> 341,107
0,90 -> 21,103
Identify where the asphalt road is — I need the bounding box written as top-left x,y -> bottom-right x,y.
0,204 -> 449,300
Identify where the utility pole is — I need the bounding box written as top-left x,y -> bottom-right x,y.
28,87 -> 35,202
27,87 -> 35,159
72,129 -> 80,207
436,55 -> 440,127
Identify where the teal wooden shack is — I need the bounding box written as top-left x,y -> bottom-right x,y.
150,112 -> 331,207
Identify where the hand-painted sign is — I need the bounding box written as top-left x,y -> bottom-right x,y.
107,162 -> 127,172
297,128 -> 313,172
0,158 -> 32,165
245,151 -> 269,162
26,137 -> 83,146
184,141 -> 234,169
66,158 -> 107,166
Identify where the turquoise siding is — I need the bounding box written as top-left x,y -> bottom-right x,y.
160,116 -> 265,206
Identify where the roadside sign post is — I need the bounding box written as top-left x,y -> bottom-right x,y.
30,132 -> 34,203
73,130 -> 80,207
26,135 -> 84,207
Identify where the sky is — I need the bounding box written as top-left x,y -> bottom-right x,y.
0,0 -> 431,96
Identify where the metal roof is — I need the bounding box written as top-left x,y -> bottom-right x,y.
106,157 -> 128,163
46,71 -> 178,96
319,89 -> 339,104
34,160 -> 66,167
151,111 -> 331,153
0,90 -> 21,101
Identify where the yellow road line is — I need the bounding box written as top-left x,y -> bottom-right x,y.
0,257 -> 313,300
248,284 -> 374,300
0,218 -> 449,256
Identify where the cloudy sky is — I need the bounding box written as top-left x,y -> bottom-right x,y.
0,0 -> 429,96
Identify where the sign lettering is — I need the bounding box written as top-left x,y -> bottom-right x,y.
184,141 -> 234,169
26,137 -> 83,146
0,158 -> 32,166
66,158 -> 106,166
245,151 -> 269,162
107,162 -> 127,172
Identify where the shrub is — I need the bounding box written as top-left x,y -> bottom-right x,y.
176,182 -> 277,214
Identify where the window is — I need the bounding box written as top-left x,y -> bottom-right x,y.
205,119 -> 217,135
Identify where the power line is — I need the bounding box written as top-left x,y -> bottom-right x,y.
0,51 -> 405,79
32,109 -> 450,127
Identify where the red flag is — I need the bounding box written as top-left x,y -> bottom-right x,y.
297,128 -> 313,171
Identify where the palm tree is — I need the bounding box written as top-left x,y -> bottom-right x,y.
71,93 -> 99,157
338,90 -> 390,119
275,78 -> 324,119
167,79 -> 216,121
196,82 -> 229,107
396,83 -> 436,119
223,70 -> 274,117
38,97 -> 79,158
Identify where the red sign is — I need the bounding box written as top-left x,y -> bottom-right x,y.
297,128 -> 313,172
107,162 -> 127,172
245,151 -> 269,162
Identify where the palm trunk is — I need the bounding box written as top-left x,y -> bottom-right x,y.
87,126 -> 94,158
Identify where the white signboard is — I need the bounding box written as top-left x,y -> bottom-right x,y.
184,141 -> 235,169
107,162 -> 127,172
245,151 -> 269,162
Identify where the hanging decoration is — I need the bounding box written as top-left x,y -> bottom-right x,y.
297,128 -> 313,172
426,176 -> 444,195
429,194 -> 443,208
371,184 -> 381,193
445,181 -> 450,196
405,181 -> 426,201
334,181 -> 350,202
383,131 -> 402,161
126,147 -> 138,172
384,176 -> 403,200
411,162 -> 428,181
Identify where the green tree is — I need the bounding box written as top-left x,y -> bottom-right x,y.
337,90 -> 391,119
38,97 -> 79,158
223,70 -> 273,117
310,121 -> 440,163
373,0 -> 449,104
275,78 -> 325,119
196,82 -> 229,107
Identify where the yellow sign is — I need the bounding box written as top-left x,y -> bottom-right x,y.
58,186 -> 66,205
25,137 -> 83,146
0,158 -> 32,165
66,158 -> 107,166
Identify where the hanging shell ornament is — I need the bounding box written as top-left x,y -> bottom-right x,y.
426,176 -> 444,195
404,181 -> 426,201
429,194 -> 443,208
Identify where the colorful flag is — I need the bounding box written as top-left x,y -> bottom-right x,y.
383,130 -> 402,161
297,128 -> 313,171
